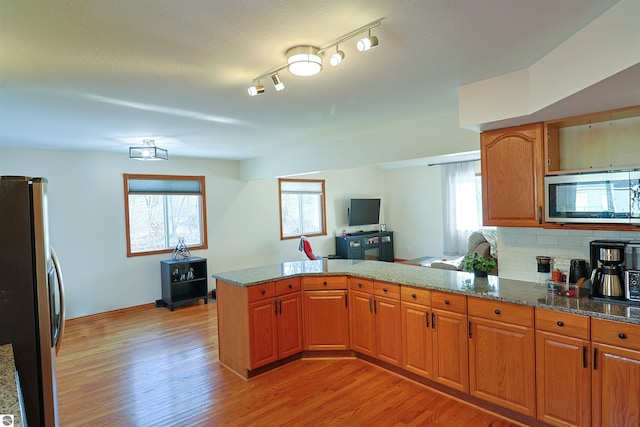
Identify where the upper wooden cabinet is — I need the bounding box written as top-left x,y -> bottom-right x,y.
545,106 -> 640,175
481,123 -> 545,227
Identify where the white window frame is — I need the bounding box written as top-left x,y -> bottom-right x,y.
123,174 -> 208,257
279,178 -> 326,240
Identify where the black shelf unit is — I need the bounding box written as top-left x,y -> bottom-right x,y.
160,257 -> 208,311
335,231 -> 394,262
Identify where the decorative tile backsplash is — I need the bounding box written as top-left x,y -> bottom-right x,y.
497,227 -> 640,282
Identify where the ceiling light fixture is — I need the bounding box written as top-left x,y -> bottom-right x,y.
248,82 -> 265,96
247,18 -> 383,96
271,73 -> 285,91
329,45 -> 345,67
287,45 -> 323,77
129,139 -> 168,161
356,29 -> 379,52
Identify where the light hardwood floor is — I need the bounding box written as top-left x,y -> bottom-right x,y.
57,300 -> 524,426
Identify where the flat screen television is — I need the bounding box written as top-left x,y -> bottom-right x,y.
348,198 -> 381,226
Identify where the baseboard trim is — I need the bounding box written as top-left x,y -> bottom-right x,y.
65,302 -> 157,326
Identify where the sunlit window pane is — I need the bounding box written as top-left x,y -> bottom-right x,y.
279,179 -> 326,239
124,175 -> 207,256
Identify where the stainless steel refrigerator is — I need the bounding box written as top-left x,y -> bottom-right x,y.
0,176 -> 65,426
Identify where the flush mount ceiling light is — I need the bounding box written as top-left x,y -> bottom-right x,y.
286,45 -> 323,76
247,18 -> 383,96
129,139 -> 168,160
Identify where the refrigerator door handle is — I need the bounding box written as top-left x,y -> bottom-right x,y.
51,247 -> 66,355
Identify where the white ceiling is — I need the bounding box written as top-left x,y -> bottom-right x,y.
0,0 -> 625,162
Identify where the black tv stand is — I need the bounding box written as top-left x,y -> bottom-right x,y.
335,231 -> 394,262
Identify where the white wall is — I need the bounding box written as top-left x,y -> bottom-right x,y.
382,164 -> 444,260
0,147 -> 383,318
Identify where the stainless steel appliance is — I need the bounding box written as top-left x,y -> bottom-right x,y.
0,176 -> 65,426
589,240 -> 627,300
625,242 -> 640,302
545,170 -> 640,224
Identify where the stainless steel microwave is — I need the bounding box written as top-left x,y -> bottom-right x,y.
545,170 -> 640,224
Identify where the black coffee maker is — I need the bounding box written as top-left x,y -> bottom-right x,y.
590,240 -> 627,300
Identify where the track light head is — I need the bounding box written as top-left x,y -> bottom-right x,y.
248,84 -> 265,96
357,33 -> 379,52
271,74 -> 285,91
329,48 -> 345,67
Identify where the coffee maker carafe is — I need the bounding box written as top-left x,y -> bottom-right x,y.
590,245 -> 625,299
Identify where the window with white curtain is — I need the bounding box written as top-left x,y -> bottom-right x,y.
441,161 -> 483,256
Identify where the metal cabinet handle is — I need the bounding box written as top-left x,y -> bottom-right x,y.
358,283 -> 362,288
494,309 -> 501,315
444,299 -> 450,305
383,287 -> 388,293
431,312 -> 435,329
619,333 -> 627,339
411,293 -> 417,299
279,300 -> 282,314
261,290 -> 266,295
288,284 -> 293,289
425,311 -> 429,328
557,321 -> 564,327
583,346 -> 588,368
323,281 -> 327,286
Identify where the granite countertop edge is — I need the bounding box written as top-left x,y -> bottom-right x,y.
212,259 -> 640,325
0,344 -> 24,427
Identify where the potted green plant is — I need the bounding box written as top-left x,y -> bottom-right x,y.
462,253 -> 496,277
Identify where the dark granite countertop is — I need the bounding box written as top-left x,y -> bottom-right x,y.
0,344 -> 24,427
212,259 -> 640,325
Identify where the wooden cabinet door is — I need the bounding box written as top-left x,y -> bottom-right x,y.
303,290 -> 350,351
350,290 -> 375,356
401,301 -> 432,378
277,292 -> 303,359
248,298 -> 278,369
432,309 -> 469,393
592,343 -> 640,427
481,123 -> 544,227
469,316 -> 536,417
374,295 -> 402,366
536,331 -> 591,427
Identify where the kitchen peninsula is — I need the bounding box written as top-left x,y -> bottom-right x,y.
214,260 -> 640,427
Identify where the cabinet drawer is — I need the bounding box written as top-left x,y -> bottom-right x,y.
431,291 -> 467,314
247,282 -> 276,302
535,308 -> 590,340
468,297 -> 534,328
374,281 -> 400,300
276,277 -> 301,295
349,277 -> 373,293
401,286 -> 431,305
302,276 -> 347,290
592,317 -> 640,352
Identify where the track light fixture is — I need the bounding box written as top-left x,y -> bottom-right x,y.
248,82 -> 265,96
271,74 -> 285,91
247,18 -> 383,96
357,29 -> 379,52
329,45 -> 345,67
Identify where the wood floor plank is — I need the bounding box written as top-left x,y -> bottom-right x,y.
57,300 -> 526,426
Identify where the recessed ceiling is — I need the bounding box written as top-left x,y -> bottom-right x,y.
0,0 -> 624,162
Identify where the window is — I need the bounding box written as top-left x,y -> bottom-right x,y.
279,178 -> 326,240
124,174 -> 207,257
441,162 -> 484,256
